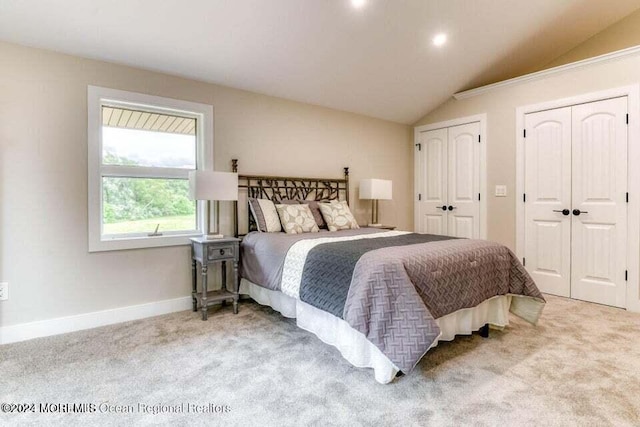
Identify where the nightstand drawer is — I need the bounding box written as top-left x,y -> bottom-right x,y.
208,245 -> 235,260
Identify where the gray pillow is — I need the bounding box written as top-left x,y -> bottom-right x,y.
301,200 -> 328,229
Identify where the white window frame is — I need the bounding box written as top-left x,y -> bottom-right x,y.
88,86 -> 213,252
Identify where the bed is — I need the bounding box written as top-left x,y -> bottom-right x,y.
231,160 -> 545,383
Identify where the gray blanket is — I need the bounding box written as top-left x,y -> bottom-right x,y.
300,233 -> 456,318
241,228 -> 384,290
241,230 -> 545,372
343,238 -> 544,371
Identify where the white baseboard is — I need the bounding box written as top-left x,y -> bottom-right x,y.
0,296 -> 193,345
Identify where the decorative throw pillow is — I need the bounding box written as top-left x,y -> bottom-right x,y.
275,204 -> 320,234
248,198 -> 282,232
298,200 -> 328,229
318,201 -> 360,231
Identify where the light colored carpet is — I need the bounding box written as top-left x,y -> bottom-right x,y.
1,295 -> 639,426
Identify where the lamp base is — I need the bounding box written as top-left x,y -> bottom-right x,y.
204,233 -> 225,240
204,200 -> 224,240
368,223 -> 383,227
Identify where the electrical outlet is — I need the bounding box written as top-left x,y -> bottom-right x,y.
495,185 -> 507,197
0,282 -> 8,301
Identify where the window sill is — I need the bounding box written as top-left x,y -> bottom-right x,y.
88,233 -> 201,253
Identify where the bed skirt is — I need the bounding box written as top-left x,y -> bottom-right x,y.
240,279 -> 512,384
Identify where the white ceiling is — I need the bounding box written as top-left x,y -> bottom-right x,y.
1,0 -> 638,124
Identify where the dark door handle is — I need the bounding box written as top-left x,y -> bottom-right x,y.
436,206 -> 447,211
553,209 -> 571,216
447,205 -> 456,211
572,209 -> 588,216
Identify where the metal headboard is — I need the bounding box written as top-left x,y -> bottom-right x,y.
231,159 -> 349,237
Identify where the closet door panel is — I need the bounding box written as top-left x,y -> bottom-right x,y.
417,128 -> 448,235
447,122 -> 480,239
571,97 -> 627,308
524,107 -> 572,297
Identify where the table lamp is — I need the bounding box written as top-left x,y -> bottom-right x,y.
359,178 -> 392,227
189,171 -> 238,239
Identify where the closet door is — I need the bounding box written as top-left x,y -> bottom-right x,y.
416,128 -> 448,235
524,107 -> 572,297
570,97 -> 627,308
447,122 -> 480,238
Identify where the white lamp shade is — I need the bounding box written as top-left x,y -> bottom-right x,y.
359,178 -> 392,200
188,171 -> 238,201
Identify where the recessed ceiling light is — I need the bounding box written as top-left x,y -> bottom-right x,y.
351,0 -> 366,9
433,33 -> 447,47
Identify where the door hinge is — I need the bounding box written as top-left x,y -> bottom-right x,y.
627,192 -> 629,203
626,114 -> 629,125
523,193 -> 526,202
625,270 -> 628,281
478,193 -> 481,201
418,193 -> 422,201
523,129 -> 526,138
523,258 -> 526,266
415,143 -> 422,151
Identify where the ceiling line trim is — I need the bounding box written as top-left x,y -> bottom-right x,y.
453,44 -> 640,100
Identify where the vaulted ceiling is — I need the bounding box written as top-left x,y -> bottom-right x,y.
1,0 -> 638,124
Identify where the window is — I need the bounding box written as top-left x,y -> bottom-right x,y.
88,86 -> 213,252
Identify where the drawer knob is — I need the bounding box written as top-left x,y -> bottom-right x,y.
219,249 -> 225,256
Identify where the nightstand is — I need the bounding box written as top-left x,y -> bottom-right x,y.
190,236 -> 241,320
367,225 -> 397,230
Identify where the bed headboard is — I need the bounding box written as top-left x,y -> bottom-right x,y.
232,159 -> 349,237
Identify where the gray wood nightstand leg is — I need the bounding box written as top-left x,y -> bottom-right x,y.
220,261 -> 227,307
191,259 -> 197,312
201,264 -> 208,321
233,260 -> 239,314
221,261 -> 227,291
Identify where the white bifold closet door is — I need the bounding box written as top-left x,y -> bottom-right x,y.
524,97 -> 628,307
571,98 -> 628,307
417,127 -> 448,235
524,107 -> 573,298
416,122 -> 480,238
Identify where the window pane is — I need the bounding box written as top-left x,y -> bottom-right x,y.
102,127 -> 196,169
101,106 -> 196,169
102,177 -> 196,235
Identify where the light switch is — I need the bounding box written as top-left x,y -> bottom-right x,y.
495,185 -> 507,197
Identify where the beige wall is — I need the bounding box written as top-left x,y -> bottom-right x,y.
0,42 -> 412,327
541,8 -> 640,69
414,6 -> 640,249
414,53 -> 640,250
